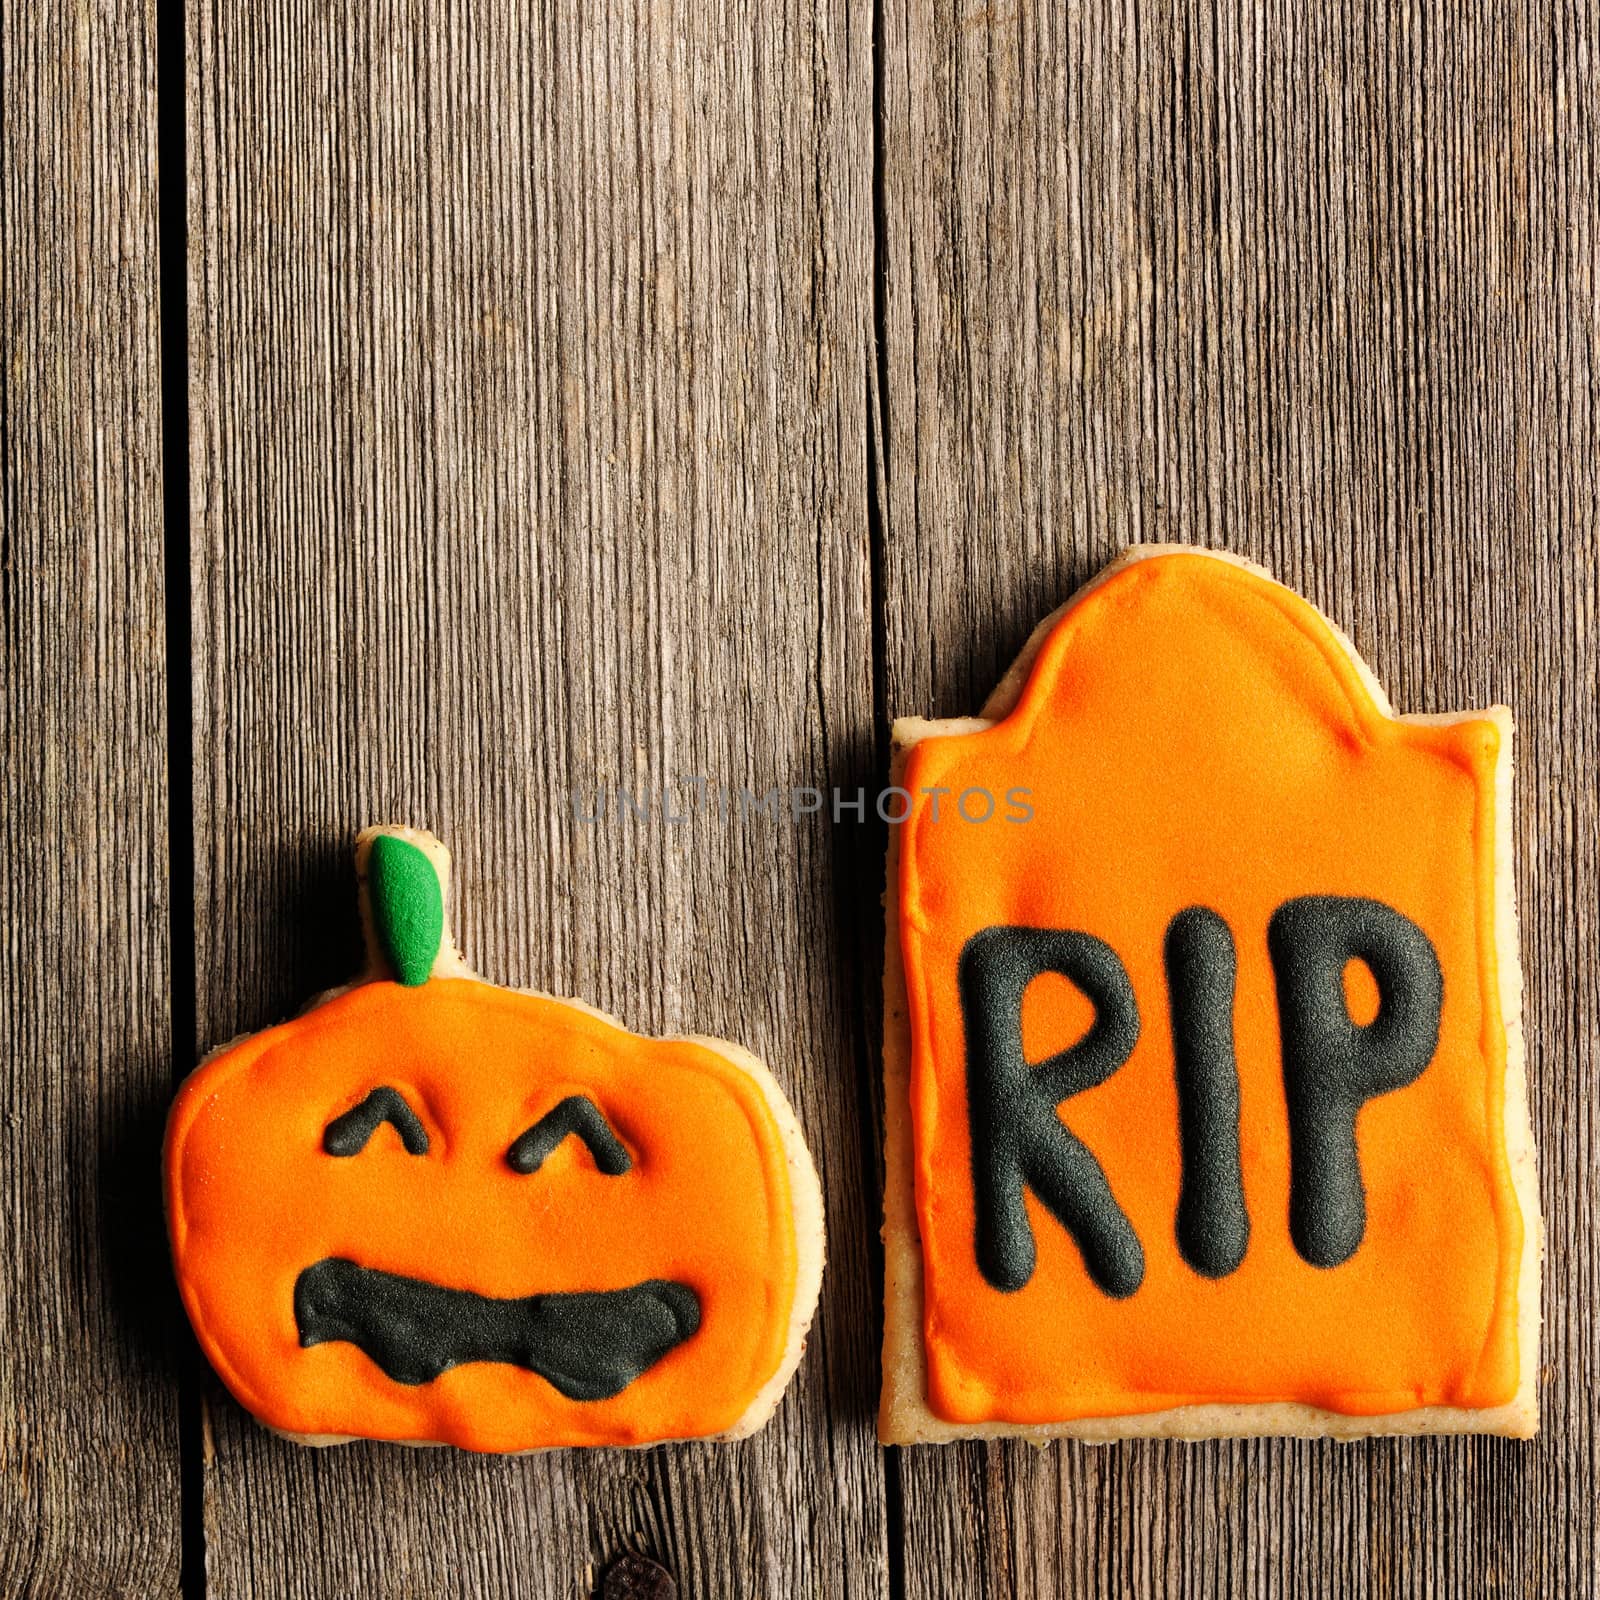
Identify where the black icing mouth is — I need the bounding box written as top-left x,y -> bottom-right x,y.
293,1257 -> 701,1399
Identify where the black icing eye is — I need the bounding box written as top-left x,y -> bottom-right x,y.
507,1096 -> 631,1177
323,1087 -> 430,1157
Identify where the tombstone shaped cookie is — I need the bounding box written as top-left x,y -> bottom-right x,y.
879,547 -> 1540,1441
166,827 -> 823,1450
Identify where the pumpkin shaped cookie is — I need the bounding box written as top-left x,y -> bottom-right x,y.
166,827 -> 824,1451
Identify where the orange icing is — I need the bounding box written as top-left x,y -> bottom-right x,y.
165,980 -> 798,1450
898,553 -> 1523,1423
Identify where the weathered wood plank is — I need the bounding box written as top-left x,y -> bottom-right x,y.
0,0 -> 181,1592
186,0 -> 883,1592
878,0 -> 1598,1594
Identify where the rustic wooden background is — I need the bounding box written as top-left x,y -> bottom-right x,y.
3,0 -> 1596,1591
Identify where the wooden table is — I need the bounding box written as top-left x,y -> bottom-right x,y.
4,0 -> 1596,1593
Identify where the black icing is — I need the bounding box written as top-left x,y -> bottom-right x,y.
1165,907 -> 1250,1277
1267,895 -> 1444,1269
959,926 -> 1145,1299
323,1087 -> 430,1157
293,1258 -> 701,1397
507,1096 -> 632,1177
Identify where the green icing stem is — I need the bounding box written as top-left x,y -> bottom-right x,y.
367,835 -> 444,986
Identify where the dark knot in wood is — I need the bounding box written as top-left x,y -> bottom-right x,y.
601,1550 -> 678,1600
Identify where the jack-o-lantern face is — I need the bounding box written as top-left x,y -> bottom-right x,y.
166,830 -> 823,1452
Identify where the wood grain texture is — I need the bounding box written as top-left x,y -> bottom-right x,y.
185,0 -> 883,1593
0,0 -> 181,1593
879,0 -> 1598,1595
